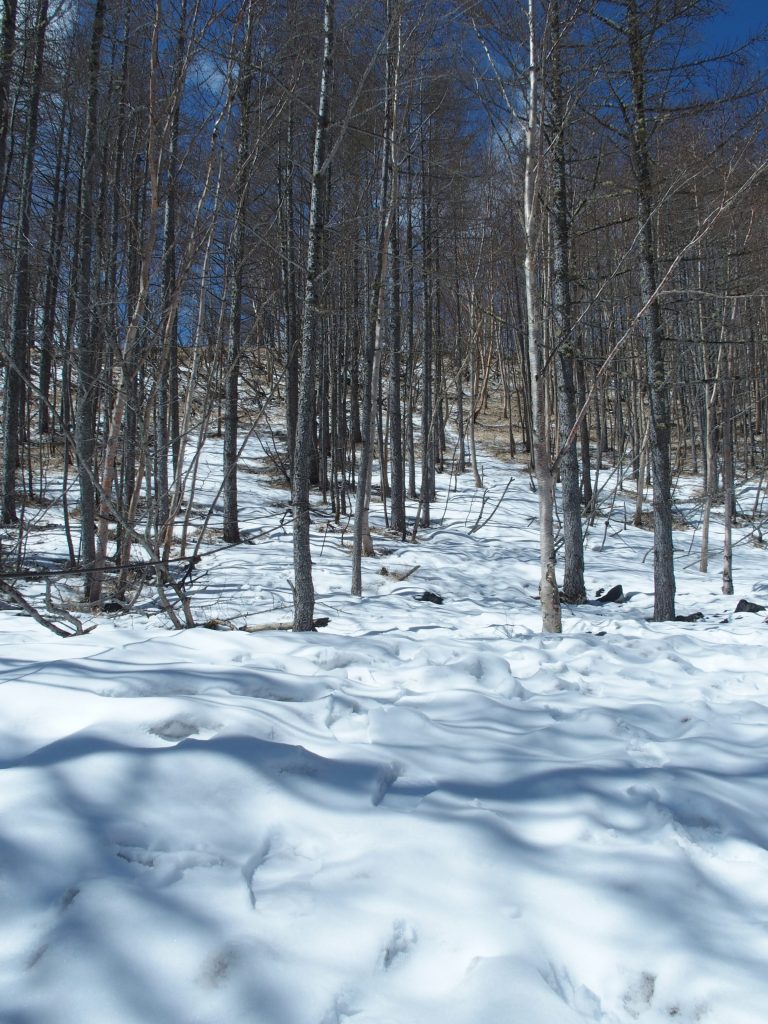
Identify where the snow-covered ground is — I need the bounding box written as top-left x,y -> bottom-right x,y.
1,439 -> 768,1023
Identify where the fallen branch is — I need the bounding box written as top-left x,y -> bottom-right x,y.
0,580 -> 93,638
0,552 -> 202,582
379,565 -> 421,581
243,617 -> 330,632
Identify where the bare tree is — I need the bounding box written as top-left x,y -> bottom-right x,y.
523,0 -> 562,632
292,0 -> 334,631
223,1 -> 258,544
351,0 -> 401,595
1,0 -> 49,523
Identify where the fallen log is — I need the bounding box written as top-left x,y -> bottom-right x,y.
379,565 -> 421,582
239,617 -> 331,633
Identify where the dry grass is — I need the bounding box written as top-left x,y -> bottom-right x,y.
469,390 -> 523,463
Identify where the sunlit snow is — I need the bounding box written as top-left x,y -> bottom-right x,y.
1,438 -> 767,1023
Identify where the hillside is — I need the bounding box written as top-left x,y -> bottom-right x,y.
1,438 -> 767,1023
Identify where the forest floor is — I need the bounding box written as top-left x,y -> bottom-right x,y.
1,432 -> 768,1023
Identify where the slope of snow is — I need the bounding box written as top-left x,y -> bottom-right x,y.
1,441 -> 767,1023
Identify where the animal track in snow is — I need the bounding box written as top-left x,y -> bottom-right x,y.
371,763 -> 401,806
379,919 -> 417,970
197,942 -> 243,988
242,831 -> 324,913
664,1002 -> 710,1021
319,990 -> 362,1023
148,717 -> 218,742
539,960 -> 604,1019
622,971 -> 656,1019
325,694 -> 370,742
242,835 -> 275,908
620,969 -> 710,1023
614,717 -> 667,767
115,843 -> 225,884
25,886 -> 81,969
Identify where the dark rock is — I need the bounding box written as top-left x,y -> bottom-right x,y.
597,585 -> 624,604
416,591 -> 443,605
675,612 -> 704,622
735,599 -> 766,614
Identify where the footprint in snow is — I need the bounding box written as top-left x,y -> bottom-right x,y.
621,971 -> 709,1022
200,946 -> 237,987
198,940 -> 258,988
615,719 -> 667,767
242,831 -> 323,912
26,886 -> 81,969
325,694 -> 370,742
540,960 -> 604,1018
622,971 -> 656,1019
372,763 -> 401,806
148,718 -> 212,742
116,843 -> 225,884
379,919 -> 417,970
242,834 -> 276,908
665,1003 -> 711,1021
320,990 -> 362,1024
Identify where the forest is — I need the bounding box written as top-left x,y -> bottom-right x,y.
1,0 -> 767,633
5,4 -> 768,1021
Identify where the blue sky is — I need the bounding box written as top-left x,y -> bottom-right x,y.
706,0 -> 767,44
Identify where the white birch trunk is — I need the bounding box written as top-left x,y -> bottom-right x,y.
524,0 -> 561,633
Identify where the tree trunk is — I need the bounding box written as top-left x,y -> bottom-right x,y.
549,0 -> 584,603
0,0 -> 17,220
699,345 -> 720,573
721,348 -> 734,595
1,0 -> 48,523
74,0 -> 108,602
224,4 -> 256,544
389,185 -> 406,538
420,140 -> 435,524
524,0 -> 561,633
39,110 -> 71,437
292,0 -> 334,631
627,0 -> 675,621
352,0 -> 399,595
281,106 -> 299,478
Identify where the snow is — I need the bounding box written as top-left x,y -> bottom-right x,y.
1,440 -> 768,1023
